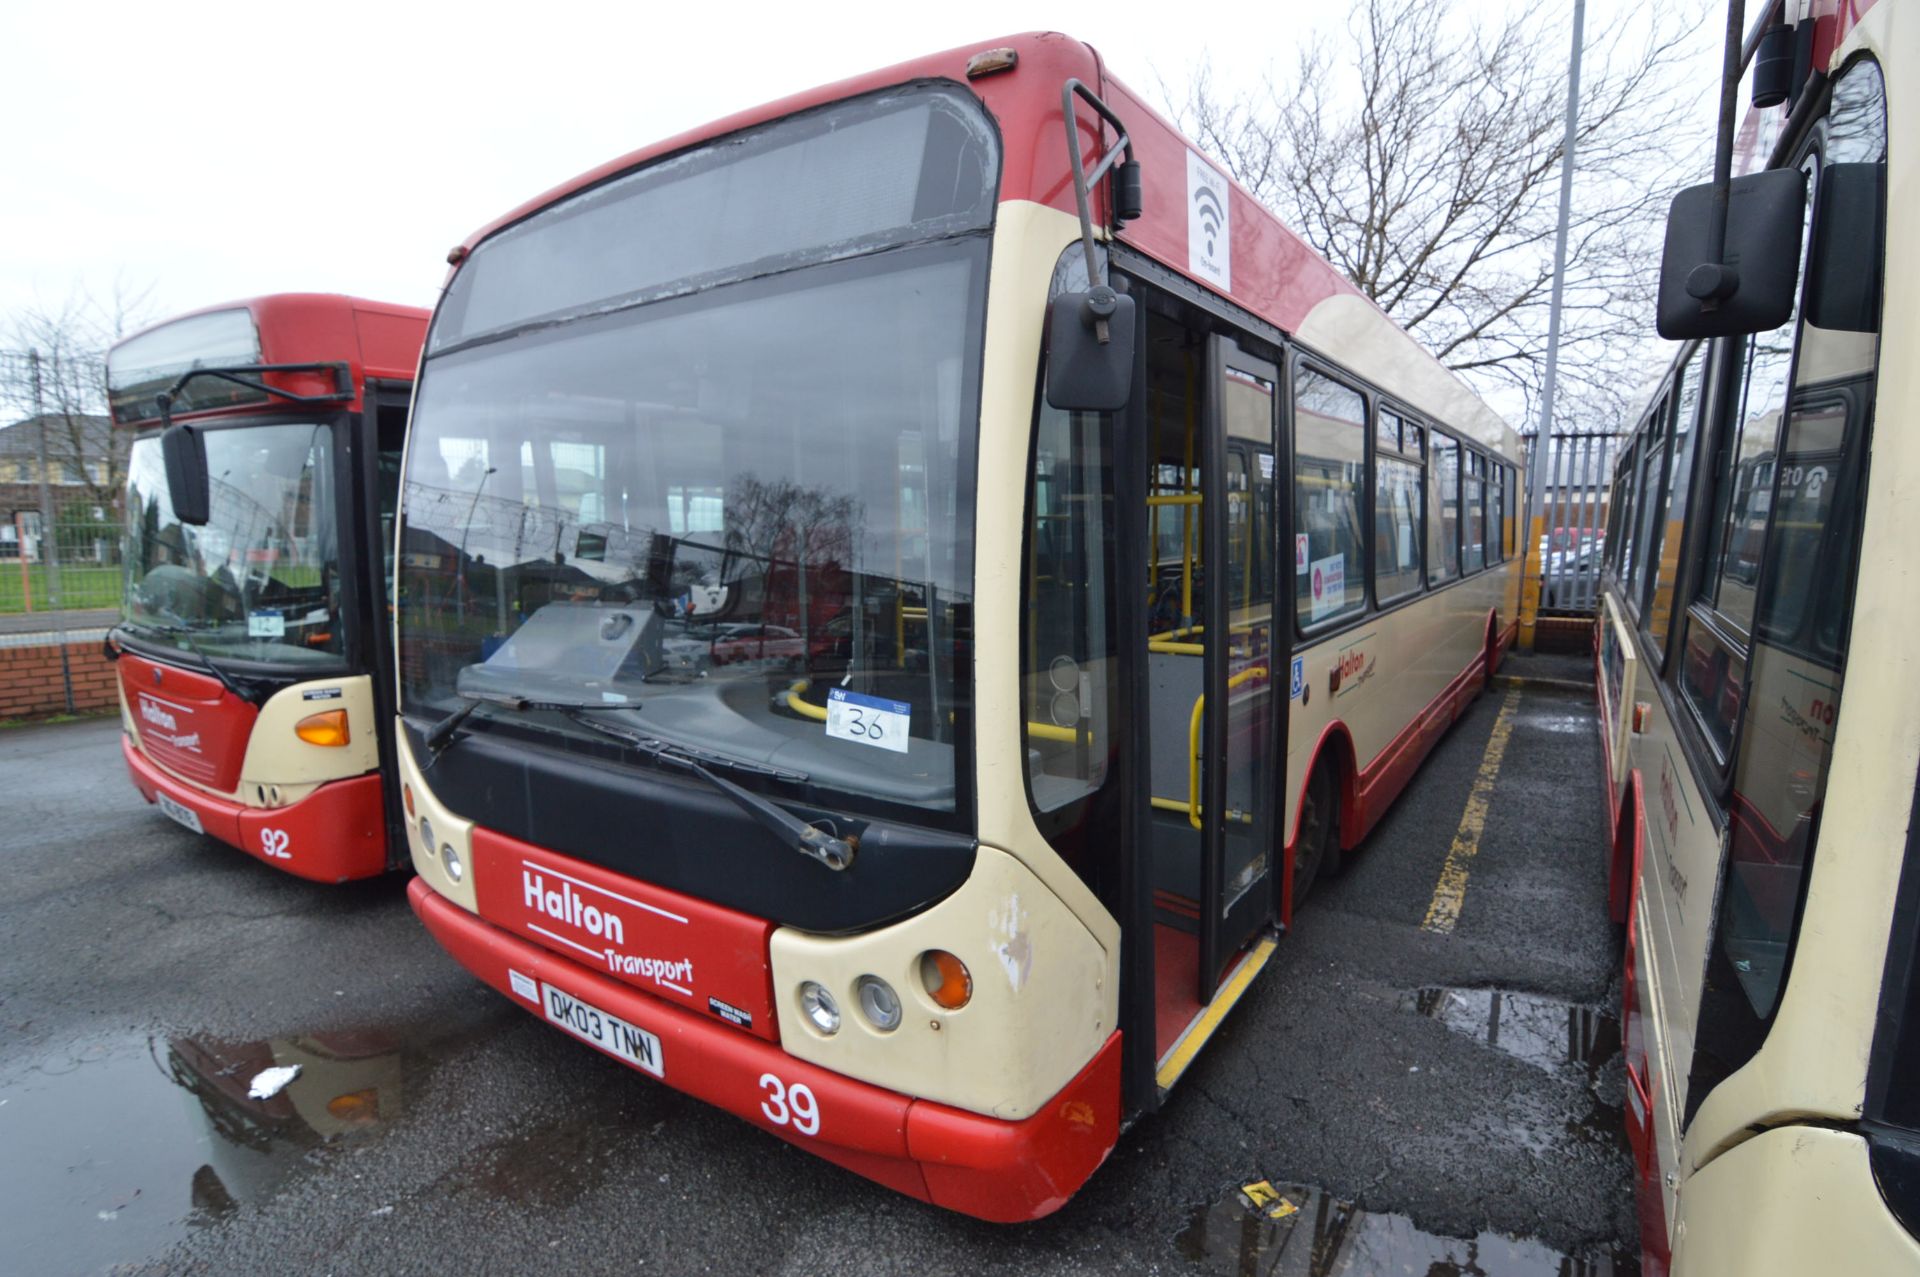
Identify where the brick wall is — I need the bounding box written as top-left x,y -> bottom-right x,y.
0,635 -> 118,720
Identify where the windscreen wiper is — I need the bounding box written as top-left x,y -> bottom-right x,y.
422,692 -> 639,765
126,622 -> 252,703
558,710 -> 853,872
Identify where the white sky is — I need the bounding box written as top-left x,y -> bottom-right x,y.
1,1 -> 1712,352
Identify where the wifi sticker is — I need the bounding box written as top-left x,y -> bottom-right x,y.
1186,150 -> 1231,290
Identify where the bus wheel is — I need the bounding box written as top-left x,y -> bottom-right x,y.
1293,763 -> 1342,909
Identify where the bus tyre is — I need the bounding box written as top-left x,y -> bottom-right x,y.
1293,763 -> 1341,910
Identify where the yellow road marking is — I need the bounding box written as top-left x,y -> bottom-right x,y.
1156,937 -> 1278,1091
1420,686 -> 1524,935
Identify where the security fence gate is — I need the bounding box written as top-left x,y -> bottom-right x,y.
1524,431 -> 1622,617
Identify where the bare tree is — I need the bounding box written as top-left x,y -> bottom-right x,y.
0,280 -> 154,509
1168,0 -> 1708,428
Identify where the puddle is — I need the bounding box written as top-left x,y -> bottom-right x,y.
0,1027 -> 412,1274
1401,988 -> 1620,1080
1176,1180 -> 1637,1276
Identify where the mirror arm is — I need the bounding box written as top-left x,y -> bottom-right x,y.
163,362 -> 354,411
1060,79 -> 1137,343
1702,0 -> 1748,310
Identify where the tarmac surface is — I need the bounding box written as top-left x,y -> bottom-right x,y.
0,605 -> 119,638
0,651 -> 1633,1275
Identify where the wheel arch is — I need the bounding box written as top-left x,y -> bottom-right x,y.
1288,719 -> 1359,854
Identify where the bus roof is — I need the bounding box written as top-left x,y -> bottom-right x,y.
447,32 -> 1518,459
108,293 -> 429,426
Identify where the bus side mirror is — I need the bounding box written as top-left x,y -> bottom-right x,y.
1656,168 -> 1806,340
1803,163 -> 1884,333
1045,286 -> 1136,412
161,423 -> 211,526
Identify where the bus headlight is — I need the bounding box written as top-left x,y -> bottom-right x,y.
418,816 -> 434,853
855,975 -> 901,1031
441,843 -> 463,882
798,981 -> 840,1035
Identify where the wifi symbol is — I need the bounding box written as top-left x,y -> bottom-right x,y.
1193,185 -> 1225,257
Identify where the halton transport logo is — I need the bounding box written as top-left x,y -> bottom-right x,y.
139,695 -> 202,752
521,866 -> 694,994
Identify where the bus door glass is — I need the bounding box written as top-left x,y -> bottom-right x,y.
1199,337 -> 1284,995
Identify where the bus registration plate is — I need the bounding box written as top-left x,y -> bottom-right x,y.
156,792 -> 204,835
541,982 -> 664,1078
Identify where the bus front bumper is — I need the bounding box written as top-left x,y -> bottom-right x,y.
408,876 -> 1122,1222
122,734 -> 388,883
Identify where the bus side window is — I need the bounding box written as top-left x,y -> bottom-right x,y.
1678,147 -> 1818,757
1630,396 -> 1670,617
1372,411 -> 1423,603
1462,451 -> 1486,574
1021,399 -> 1115,814
1427,432 -> 1460,584
1293,367 -> 1367,628
1644,347 -> 1706,653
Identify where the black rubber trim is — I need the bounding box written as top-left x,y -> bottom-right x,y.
405,720 -> 976,935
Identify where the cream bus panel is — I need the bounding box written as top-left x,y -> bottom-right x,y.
394,726 -> 479,915
769,843 -> 1113,1122
1284,563 -> 1511,845
1671,1126 -> 1920,1276
123,674 -> 378,810
1295,293 -> 1517,457
972,199 -> 1123,965
237,675 -> 380,790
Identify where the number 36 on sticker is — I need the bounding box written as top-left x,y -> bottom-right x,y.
824,687 -> 911,754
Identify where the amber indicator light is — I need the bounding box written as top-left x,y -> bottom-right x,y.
295,709 -> 351,747
920,950 -> 973,1009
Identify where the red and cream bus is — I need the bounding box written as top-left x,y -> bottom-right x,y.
110,294 -> 427,883
395,34 -> 1523,1219
1596,2 -> 1918,1271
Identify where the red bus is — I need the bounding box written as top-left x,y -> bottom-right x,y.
109,294 -> 427,882
394,34 -> 1521,1219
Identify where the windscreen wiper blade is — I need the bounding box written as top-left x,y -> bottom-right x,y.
422,692 -> 640,765
558,710 -> 852,872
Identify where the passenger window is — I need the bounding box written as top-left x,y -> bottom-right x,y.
1427,433 -> 1460,584
1225,370 -> 1277,612
1293,368 -> 1367,627
1463,452 -> 1486,573
1497,460 -> 1512,556
1646,347 -> 1707,647
1022,397 -> 1114,812
1372,411 -> 1423,603
1679,151 -> 1818,750
1630,405 -> 1668,613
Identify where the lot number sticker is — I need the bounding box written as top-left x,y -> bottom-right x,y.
825,687 -> 911,754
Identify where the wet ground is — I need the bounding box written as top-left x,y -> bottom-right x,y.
0,651 -> 1630,1275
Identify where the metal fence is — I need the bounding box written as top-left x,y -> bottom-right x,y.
1524,431 -> 1622,617
1,510 -> 123,616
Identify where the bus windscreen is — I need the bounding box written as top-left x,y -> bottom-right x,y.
398,85 -> 1002,821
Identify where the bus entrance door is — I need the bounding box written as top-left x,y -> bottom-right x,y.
1141,326 -> 1287,1093
1196,337 -> 1285,997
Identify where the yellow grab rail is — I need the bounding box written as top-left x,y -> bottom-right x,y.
1186,666 -> 1268,830
781,680 -> 830,723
